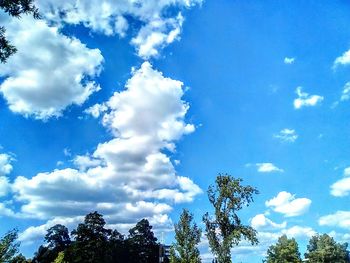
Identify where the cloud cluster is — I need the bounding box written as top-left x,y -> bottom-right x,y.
294,87 -> 323,109
274,128 -> 298,143
6,63 -> 201,242
36,0 -> 202,59
0,15 -> 103,119
265,191 -> 311,217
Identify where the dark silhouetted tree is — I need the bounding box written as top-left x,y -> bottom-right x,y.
203,174 -> 259,263
127,219 -> 159,263
68,211 -> 112,263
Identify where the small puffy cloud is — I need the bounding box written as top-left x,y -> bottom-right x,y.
340,82 -> 350,101
330,167 -> 350,197
0,15 -> 103,119
266,191 -> 312,217
319,211 -> 350,229
274,129 -> 298,143
256,163 -> 284,173
334,49 -> 350,68
0,153 -> 13,176
294,87 -> 324,109
284,57 -> 295,64
251,214 -> 287,231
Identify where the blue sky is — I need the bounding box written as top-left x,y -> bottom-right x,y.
0,0 -> 350,262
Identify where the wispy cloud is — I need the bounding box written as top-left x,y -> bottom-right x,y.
294,87 -> 324,109
274,129 -> 298,143
256,163 -> 284,173
284,57 -> 295,64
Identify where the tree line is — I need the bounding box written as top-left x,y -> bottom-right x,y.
1,174 -> 349,263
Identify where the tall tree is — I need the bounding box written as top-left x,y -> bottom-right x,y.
127,219 -> 159,263
0,229 -> 19,263
68,211 -> 112,263
45,224 -> 71,251
0,0 -> 40,63
170,209 -> 201,263
202,174 -> 259,263
304,234 -> 350,263
265,235 -> 302,263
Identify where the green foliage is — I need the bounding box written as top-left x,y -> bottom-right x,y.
68,211 -> 112,263
304,234 -> 350,263
265,235 -> 301,263
0,229 -> 19,263
128,219 -> 159,263
45,224 -> 70,250
53,252 -> 66,263
170,209 -> 201,263
0,0 -> 40,63
203,174 -> 259,263
9,254 -> 28,263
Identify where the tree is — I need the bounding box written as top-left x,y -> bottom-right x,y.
127,219 -> 159,263
265,235 -> 302,263
53,252 -> 66,263
304,234 -> 350,263
45,224 -> 71,251
202,174 -> 259,263
9,254 -> 28,263
68,211 -> 112,263
0,229 -> 20,263
0,0 -> 40,63
170,209 -> 201,263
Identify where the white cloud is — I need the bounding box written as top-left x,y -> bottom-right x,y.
266,191 -> 311,217
0,177 -> 10,197
251,214 -> 287,231
281,226 -> 315,238
0,153 -> 13,176
10,63 -> 201,241
256,163 -> 284,173
293,87 -> 324,109
284,57 -> 295,64
319,211 -> 350,229
36,0 -> 202,59
274,129 -> 298,143
0,15 -> 103,119
330,167 -> 350,197
340,82 -> 350,101
334,49 -> 350,68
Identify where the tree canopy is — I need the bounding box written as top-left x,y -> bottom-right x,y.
170,209 -> 202,263
265,235 -> 302,263
202,174 -> 259,263
0,229 -> 20,263
304,234 -> 350,263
